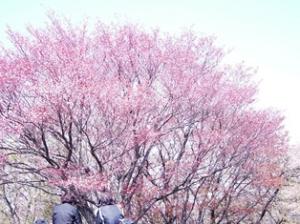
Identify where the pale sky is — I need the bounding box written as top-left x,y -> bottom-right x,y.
0,0 -> 299,145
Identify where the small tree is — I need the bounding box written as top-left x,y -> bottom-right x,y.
0,15 -> 288,223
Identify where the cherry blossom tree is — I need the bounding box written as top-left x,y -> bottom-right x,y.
0,15 -> 288,223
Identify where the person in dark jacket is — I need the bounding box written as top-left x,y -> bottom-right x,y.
95,193 -> 124,224
52,192 -> 82,224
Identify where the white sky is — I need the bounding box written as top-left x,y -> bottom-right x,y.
0,0 -> 299,145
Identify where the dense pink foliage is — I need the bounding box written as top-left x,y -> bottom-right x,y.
0,16 -> 288,223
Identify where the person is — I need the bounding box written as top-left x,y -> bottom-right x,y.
52,191 -> 82,224
95,193 -> 124,224
34,219 -> 48,224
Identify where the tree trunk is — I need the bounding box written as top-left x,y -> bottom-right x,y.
79,206 -> 95,224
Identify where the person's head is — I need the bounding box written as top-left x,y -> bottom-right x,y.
61,191 -> 77,205
98,192 -> 116,206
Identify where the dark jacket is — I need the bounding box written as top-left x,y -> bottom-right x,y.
52,203 -> 82,224
96,205 -> 123,224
